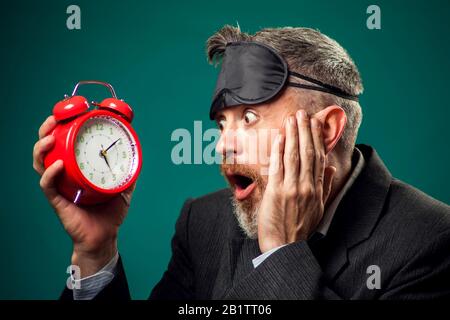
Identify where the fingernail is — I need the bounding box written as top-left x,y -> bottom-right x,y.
297,109 -> 307,119
288,116 -> 294,126
277,133 -> 284,144
274,134 -> 281,146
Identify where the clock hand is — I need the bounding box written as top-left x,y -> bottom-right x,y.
103,153 -> 112,171
104,138 -> 121,153
100,145 -> 112,171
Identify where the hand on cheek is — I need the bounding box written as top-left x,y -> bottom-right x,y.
257,109 -> 336,253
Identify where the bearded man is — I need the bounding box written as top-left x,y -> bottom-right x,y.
33,25 -> 450,300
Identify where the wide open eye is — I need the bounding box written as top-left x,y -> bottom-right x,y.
243,110 -> 258,125
217,118 -> 226,131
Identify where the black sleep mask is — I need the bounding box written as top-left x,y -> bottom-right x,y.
210,41 -> 359,120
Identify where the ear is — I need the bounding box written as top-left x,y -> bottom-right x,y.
313,105 -> 347,154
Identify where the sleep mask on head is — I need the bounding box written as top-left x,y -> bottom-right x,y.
210,41 -> 359,119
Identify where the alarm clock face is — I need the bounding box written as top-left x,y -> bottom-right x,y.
74,115 -> 139,190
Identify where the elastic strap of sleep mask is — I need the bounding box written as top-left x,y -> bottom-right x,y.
288,71 -> 359,101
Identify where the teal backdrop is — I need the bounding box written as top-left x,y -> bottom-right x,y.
0,0 -> 448,299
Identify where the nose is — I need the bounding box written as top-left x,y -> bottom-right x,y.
215,126 -> 243,163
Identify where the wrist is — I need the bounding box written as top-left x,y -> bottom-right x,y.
259,237 -> 287,253
71,239 -> 117,278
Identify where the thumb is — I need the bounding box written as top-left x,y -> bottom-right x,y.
323,166 -> 336,203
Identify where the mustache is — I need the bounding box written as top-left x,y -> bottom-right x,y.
221,163 -> 258,179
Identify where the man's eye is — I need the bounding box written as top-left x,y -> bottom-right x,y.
243,111 -> 258,125
218,119 -> 226,130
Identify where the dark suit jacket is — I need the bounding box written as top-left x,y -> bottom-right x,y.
61,144 -> 450,300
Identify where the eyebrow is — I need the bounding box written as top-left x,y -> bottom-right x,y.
214,113 -> 225,122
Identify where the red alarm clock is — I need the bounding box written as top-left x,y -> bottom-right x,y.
44,80 -> 142,205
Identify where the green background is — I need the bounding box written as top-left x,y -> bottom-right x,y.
0,0 -> 448,299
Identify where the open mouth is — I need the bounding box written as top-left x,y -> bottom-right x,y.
226,172 -> 256,201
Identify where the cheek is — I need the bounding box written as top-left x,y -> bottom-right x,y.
254,128 -> 282,167
238,118 -> 285,167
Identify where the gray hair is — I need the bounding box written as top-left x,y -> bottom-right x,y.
206,25 -> 364,154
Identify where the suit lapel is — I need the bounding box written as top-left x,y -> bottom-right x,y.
211,236 -> 261,299
211,198 -> 262,299
318,144 -> 392,280
233,238 -> 261,282
210,238 -> 238,299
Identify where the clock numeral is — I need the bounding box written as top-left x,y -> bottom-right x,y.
85,127 -> 92,134
96,123 -> 104,131
112,174 -> 116,181
120,164 -> 125,172
75,149 -> 80,156
101,177 -> 105,184
79,162 -> 85,170
78,135 -> 85,143
89,172 -> 94,180
122,151 -> 127,159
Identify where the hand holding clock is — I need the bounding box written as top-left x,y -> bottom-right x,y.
33,116 -> 136,277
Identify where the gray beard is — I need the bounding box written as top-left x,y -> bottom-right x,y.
230,196 -> 260,239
